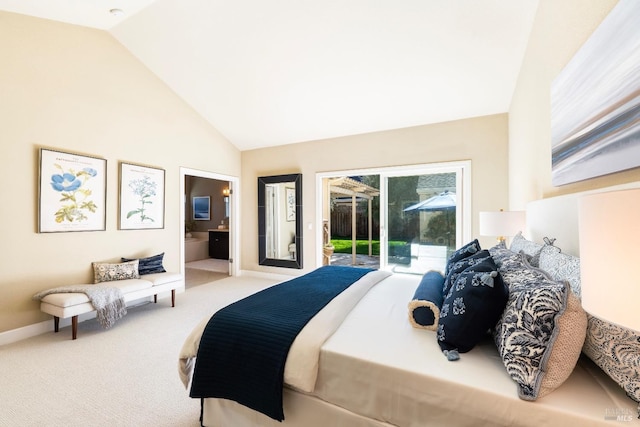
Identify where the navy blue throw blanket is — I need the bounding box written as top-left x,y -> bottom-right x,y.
189,265 -> 374,421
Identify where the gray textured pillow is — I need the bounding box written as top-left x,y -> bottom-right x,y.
582,314 -> 640,415
509,232 -> 544,266
538,245 -> 581,297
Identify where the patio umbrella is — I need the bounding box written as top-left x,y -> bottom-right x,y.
403,191 -> 456,212
404,191 -> 456,247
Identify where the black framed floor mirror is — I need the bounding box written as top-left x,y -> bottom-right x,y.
258,173 -> 303,269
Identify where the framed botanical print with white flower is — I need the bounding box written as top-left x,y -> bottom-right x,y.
118,162 -> 165,230
38,148 -> 107,233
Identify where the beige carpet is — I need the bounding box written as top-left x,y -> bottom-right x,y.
185,259 -> 229,273
185,268 -> 228,288
185,259 -> 230,288
0,275 -> 278,427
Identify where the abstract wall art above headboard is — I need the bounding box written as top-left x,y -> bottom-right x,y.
550,0 -> 640,186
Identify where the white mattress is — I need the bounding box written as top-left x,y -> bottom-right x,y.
201,273 -> 637,427
311,274 -> 636,427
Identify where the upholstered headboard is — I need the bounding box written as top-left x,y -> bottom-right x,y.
525,182 -> 640,257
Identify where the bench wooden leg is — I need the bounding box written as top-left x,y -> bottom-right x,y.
153,291 -> 175,306
54,316 -> 59,333
72,316 -> 78,340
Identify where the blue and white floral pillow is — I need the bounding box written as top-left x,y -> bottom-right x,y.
493,253 -> 587,400
582,314 -> 640,416
537,245 -> 581,297
488,241 -> 518,269
509,232 -> 545,267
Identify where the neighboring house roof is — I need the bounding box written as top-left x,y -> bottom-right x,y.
416,173 -> 456,197
417,173 -> 456,190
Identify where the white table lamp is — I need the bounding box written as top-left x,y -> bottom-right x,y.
579,188 -> 640,332
479,210 -> 526,242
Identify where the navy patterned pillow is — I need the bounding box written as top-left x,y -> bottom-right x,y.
443,249 -> 491,297
444,239 -> 480,277
121,252 -> 166,275
438,256 -> 508,354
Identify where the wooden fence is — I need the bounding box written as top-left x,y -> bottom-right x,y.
331,209 -> 380,239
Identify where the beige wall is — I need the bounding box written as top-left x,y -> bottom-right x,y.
6,0 -> 638,335
0,12 -> 240,332
241,114 -> 509,274
508,0 -> 640,208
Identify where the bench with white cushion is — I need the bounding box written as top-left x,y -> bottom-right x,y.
39,272 -> 183,340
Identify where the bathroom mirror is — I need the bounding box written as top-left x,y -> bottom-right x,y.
258,173 -> 302,269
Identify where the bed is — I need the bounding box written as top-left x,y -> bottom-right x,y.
179,189 -> 640,427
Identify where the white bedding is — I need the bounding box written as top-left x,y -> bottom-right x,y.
190,272 -> 638,427
312,274 -> 637,427
178,269 -> 392,392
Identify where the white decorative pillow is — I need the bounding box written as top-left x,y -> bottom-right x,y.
494,253 -> 587,400
537,245 -> 581,297
92,260 -> 140,283
509,232 -> 544,266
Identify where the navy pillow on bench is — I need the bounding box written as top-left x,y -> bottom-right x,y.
121,252 -> 166,275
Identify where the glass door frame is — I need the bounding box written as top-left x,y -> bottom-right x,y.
316,160 -> 471,270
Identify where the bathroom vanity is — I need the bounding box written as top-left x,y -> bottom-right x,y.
208,229 -> 229,260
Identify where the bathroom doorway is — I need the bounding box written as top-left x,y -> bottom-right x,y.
180,167 -> 239,286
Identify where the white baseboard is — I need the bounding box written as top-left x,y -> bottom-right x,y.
0,292 -> 182,346
0,320 -> 52,346
0,310 -> 97,346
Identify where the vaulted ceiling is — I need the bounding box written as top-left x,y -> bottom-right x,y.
0,0 -> 540,150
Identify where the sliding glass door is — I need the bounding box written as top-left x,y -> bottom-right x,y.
383,167 -> 466,274
318,161 -> 470,274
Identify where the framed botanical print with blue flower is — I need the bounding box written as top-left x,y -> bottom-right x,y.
38,148 -> 107,233
119,162 -> 165,230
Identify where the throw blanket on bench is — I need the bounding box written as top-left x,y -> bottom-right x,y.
33,285 -> 127,328
189,265 -> 374,421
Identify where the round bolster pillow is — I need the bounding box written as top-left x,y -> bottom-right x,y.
408,270 -> 445,331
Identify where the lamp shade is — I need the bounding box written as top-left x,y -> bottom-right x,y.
579,188 -> 640,332
479,210 -> 526,239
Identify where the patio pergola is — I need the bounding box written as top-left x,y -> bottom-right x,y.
326,177 -> 380,265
